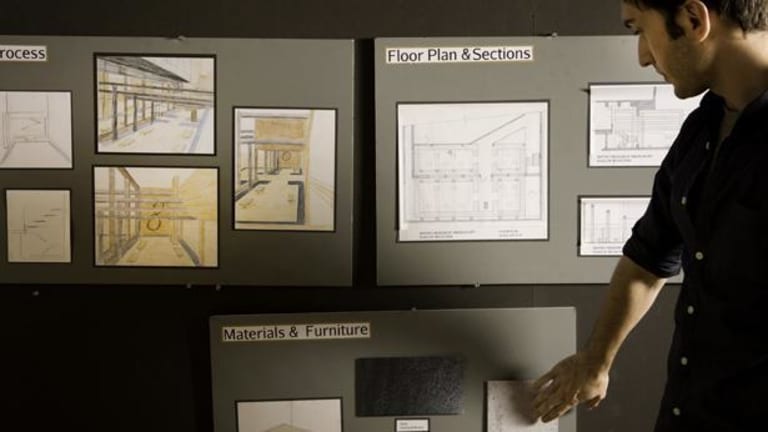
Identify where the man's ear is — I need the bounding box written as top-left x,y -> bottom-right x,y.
679,0 -> 712,41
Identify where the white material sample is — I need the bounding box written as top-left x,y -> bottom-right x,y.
487,380 -> 558,432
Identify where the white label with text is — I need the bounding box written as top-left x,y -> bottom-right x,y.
395,418 -> 430,432
222,322 -> 371,342
0,45 -> 48,62
386,46 -> 533,64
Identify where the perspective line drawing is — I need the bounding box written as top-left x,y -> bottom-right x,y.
6,189 -> 71,263
236,398 -> 342,432
94,167 -> 218,267
579,196 -> 650,256
0,91 -> 72,168
96,55 -> 215,154
589,83 -> 702,167
398,102 -> 548,241
234,108 -> 336,231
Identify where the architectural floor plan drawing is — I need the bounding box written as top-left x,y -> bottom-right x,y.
487,381 -> 559,432
96,55 -> 215,154
398,102 -> 548,241
236,399 -> 342,432
589,83 -> 702,166
234,108 -> 335,231
6,190 -> 71,263
0,91 -> 72,168
94,167 -> 217,267
579,196 -> 650,256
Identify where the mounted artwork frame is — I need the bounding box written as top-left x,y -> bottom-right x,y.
0,90 -> 73,169
233,107 -> 337,232
94,53 -> 216,155
5,188 -> 72,263
92,165 -> 219,268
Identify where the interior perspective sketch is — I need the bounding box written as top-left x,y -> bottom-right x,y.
6,189 -> 71,263
0,91 -> 72,168
94,167 -> 218,267
589,83 -> 702,166
96,55 -> 215,154
579,196 -> 650,256
398,102 -> 548,241
234,108 -> 335,231
236,399 -> 342,432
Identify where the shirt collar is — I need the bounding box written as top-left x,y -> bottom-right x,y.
699,87 -> 768,124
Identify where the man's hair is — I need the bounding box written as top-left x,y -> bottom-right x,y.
625,0 -> 768,37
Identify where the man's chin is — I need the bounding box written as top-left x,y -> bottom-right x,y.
673,85 -> 706,100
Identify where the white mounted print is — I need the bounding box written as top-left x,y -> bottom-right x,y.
0,91 -> 72,168
6,189 -> 71,263
96,55 -> 215,154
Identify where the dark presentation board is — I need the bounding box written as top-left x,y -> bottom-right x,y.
375,36 -> 684,285
210,308 -> 576,432
0,35 -> 355,286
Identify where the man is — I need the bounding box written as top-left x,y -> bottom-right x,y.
533,0 -> 768,430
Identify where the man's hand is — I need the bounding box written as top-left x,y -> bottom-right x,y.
532,352 -> 610,423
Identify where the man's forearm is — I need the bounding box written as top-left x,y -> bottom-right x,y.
584,255 -> 667,371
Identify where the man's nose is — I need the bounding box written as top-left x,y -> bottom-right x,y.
638,37 -> 653,67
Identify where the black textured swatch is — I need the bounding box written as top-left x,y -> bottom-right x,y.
355,355 -> 464,416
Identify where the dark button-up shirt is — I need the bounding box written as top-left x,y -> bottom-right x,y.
623,90 -> 768,432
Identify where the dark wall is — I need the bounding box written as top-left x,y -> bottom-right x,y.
1,0 -> 627,38
0,1 -> 675,432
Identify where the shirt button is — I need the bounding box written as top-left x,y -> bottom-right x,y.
687,305 -> 695,315
680,357 -> 689,366
695,251 -> 704,261
673,407 -> 682,416
681,196 -> 687,206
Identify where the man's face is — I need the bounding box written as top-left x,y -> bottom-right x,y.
621,1 -> 708,98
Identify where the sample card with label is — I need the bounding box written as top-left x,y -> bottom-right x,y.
487,381 -> 558,432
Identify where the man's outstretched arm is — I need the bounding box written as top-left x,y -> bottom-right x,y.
533,255 -> 667,422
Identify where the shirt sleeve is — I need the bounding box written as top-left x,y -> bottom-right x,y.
622,123 -> 691,278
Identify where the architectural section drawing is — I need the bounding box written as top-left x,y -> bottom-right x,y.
579,196 -> 649,256
96,55 -> 215,154
236,398 -> 342,432
0,91 -> 72,168
589,83 -> 702,166
234,108 -> 335,231
487,381 -> 559,432
6,190 -> 71,263
398,102 -> 548,241
94,167 -> 218,267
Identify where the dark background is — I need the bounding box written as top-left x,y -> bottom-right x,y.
0,1 -> 677,431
